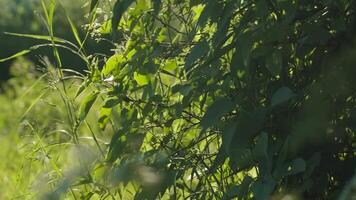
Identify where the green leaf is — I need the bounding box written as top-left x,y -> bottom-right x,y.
254,132 -> 268,157
185,39 -> 210,71
78,91 -> 100,122
162,59 -> 178,71
196,2 -> 213,28
74,79 -> 90,98
276,137 -> 290,167
236,33 -> 253,68
196,0 -> 223,28
254,132 -> 271,175
98,97 -> 120,130
271,87 -> 295,106
209,147 -> 227,174
302,23 -> 331,45
139,60 -> 160,74
98,107 -> 112,130
171,84 -> 193,96
231,109 -> 265,149
221,120 -> 237,154
98,20 -> 112,34
226,109 -> 266,169
222,176 -> 253,200
200,98 -> 234,129
285,158 -> 306,176
266,50 -> 282,76
251,178 -> 276,200
303,152 -> 321,180
134,72 -> 149,86
102,54 -> 125,76
103,97 -> 121,108
112,0 -> 135,32
273,158 -> 306,179
0,50 -> 31,63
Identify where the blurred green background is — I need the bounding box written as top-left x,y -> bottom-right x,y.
0,0 -> 111,82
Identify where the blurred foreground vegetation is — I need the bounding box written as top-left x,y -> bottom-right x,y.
0,0 -> 356,199
0,0 -> 111,81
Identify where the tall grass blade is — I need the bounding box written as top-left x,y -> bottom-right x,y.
66,15 -> 83,47
4,32 -> 67,43
0,50 -> 31,63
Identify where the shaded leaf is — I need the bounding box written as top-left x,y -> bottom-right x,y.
303,152 -> 321,180
227,109 -> 266,169
271,87 -> 295,106
221,120 -> 238,154
223,176 -> 253,200
201,98 -> 234,129
103,97 -> 121,108
251,178 -> 276,200
196,0 -> 224,28
209,147 -> 227,174
112,0 -> 135,32
98,107 -> 111,130
276,137 -> 290,168
185,39 -> 210,71
266,50 -> 282,76
230,109 -> 266,150
273,158 -> 306,179
74,79 -> 90,98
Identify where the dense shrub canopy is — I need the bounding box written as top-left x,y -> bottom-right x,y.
0,0 -> 356,199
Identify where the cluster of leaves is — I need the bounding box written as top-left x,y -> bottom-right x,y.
1,0 -> 356,199
83,0 -> 356,199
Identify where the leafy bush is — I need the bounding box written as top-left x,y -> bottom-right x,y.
0,0 -> 356,199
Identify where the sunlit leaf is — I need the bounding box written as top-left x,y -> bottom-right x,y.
78,91 -> 100,122
134,72 -> 149,86
102,54 -> 125,76
98,107 -> 112,130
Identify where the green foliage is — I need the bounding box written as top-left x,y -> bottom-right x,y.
1,0 -> 356,199
0,0 -> 111,80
